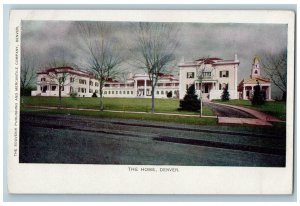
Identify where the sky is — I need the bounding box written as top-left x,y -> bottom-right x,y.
21,21 -> 287,98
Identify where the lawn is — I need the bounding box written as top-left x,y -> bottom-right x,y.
21,96 -> 215,116
212,99 -> 287,120
21,107 -> 218,125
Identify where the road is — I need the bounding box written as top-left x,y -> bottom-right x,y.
19,113 -> 286,166
204,102 -> 255,118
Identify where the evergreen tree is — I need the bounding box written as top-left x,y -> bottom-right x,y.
221,84 -> 230,101
251,81 -> 265,105
179,84 -> 200,111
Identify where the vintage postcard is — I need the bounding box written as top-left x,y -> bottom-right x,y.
8,10 -> 294,194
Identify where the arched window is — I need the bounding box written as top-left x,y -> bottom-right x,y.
254,70 -> 258,74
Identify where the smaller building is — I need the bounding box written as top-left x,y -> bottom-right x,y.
238,56 -> 272,100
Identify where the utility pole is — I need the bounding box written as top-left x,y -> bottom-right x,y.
196,57 -> 208,118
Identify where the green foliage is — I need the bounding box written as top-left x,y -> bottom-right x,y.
221,84 -> 230,101
166,91 -> 172,98
92,92 -> 98,98
21,86 -> 35,96
251,81 -> 265,105
179,84 -> 200,111
70,92 -> 78,98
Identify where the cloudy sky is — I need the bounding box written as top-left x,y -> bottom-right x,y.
21,21 -> 287,97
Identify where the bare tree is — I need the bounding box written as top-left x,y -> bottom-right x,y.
48,70 -> 75,108
76,22 -> 122,111
20,46 -> 36,95
195,57 -> 210,117
44,46 -> 75,108
133,22 -> 179,113
260,50 -> 287,101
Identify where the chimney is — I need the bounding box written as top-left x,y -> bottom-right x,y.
234,54 -> 238,62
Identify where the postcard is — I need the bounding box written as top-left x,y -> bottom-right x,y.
8,10 -> 295,194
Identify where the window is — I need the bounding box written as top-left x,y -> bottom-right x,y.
95,90 -> 98,93
61,86 -> 64,91
59,77 -> 64,83
112,91 -> 114,94
131,91 -> 133,95
108,91 -> 111,94
79,79 -> 87,84
254,70 -> 258,74
127,91 -> 129,94
186,72 -> 194,78
70,86 -> 73,93
161,91 -> 164,95
51,86 -> 56,91
89,81 -> 93,86
218,83 -> 227,90
123,91 -> 125,94
41,78 -> 46,81
104,91 -> 107,94
89,89 -> 93,93
186,84 -> 189,90
78,88 -> 80,92
70,77 -> 75,83
157,90 -> 159,95
95,82 -> 99,87
116,91 -> 118,94
81,88 -> 86,93
219,71 -> 229,78
203,72 -> 211,78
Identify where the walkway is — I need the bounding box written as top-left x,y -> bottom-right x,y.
206,102 -> 283,126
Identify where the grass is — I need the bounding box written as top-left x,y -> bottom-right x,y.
21,107 -> 218,125
21,96 -> 215,116
212,99 -> 286,120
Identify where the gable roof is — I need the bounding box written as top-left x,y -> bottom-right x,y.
243,77 -> 271,84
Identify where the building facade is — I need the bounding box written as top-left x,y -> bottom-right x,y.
238,56 -> 272,100
178,55 -> 240,100
31,67 -> 179,98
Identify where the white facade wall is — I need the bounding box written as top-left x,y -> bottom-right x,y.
179,57 -> 239,100
32,70 -> 179,99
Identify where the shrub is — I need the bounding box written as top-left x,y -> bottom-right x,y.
167,91 -> 172,98
21,86 -> 35,96
70,92 -> 78,98
251,81 -> 265,105
221,84 -> 230,101
178,84 -> 200,111
92,92 -> 98,98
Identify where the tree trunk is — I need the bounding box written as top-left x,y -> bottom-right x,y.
58,85 -> 62,109
282,91 -> 287,102
99,85 -> 104,111
151,85 -> 155,113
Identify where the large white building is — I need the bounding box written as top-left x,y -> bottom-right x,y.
178,55 -> 240,100
31,67 -> 179,98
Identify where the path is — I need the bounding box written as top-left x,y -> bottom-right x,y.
205,102 -> 283,126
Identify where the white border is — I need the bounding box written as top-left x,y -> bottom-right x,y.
8,10 -> 295,194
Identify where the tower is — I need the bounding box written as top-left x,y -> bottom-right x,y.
250,56 -> 261,78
